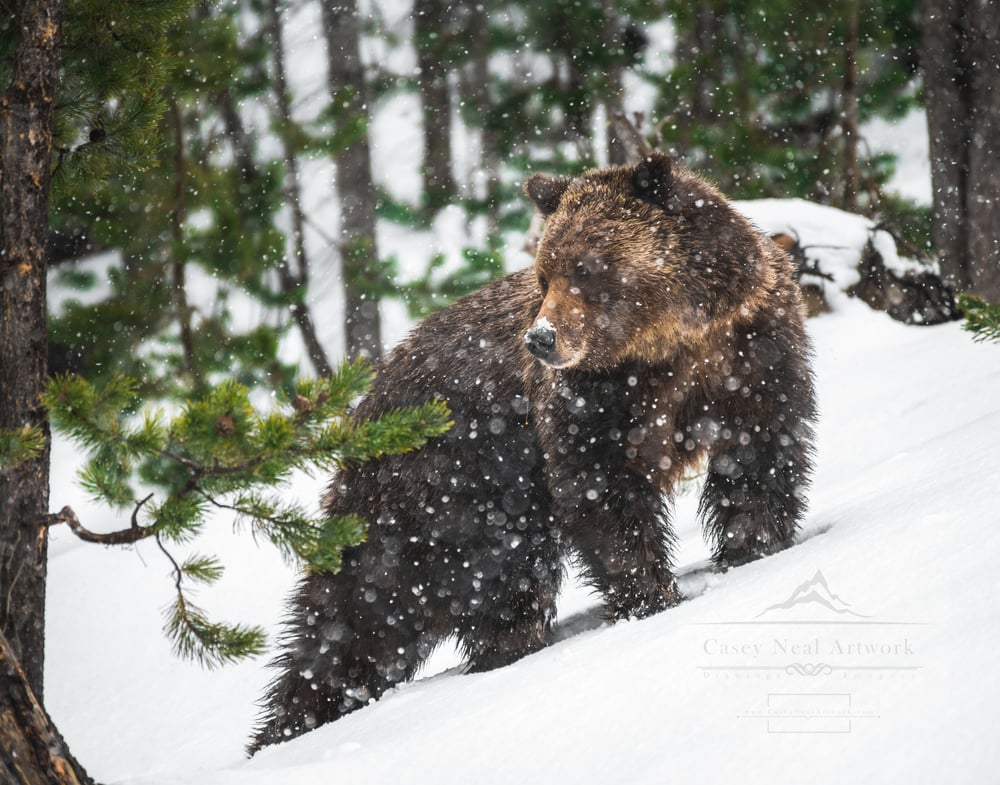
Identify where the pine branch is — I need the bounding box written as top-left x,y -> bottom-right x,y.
44,363 -> 453,667
320,399 -> 453,466
179,554 -> 225,584
158,536 -> 266,669
203,490 -> 367,571
957,293 -> 1000,344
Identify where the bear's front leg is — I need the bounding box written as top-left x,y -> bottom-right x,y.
563,470 -> 681,620
537,376 -> 680,620
457,537 -> 563,673
699,363 -> 815,569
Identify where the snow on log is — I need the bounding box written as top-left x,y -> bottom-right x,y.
735,198 -> 958,325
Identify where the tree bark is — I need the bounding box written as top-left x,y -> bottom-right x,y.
0,0 -> 62,701
0,629 -> 94,785
463,3 -> 501,235
672,0 -> 718,133
0,1 -> 96,781
920,0 -> 1000,298
841,0 -> 861,212
962,0 -> 1000,299
414,0 -> 456,209
321,0 -> 382,360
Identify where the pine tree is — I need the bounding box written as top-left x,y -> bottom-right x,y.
2,0 -> 463,671
47,0 -> 306,393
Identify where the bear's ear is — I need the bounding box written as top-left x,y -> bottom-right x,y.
628,152 -> 673,207
525,173 -> 571,217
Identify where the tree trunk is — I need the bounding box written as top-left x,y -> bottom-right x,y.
920,0 -> 1000,299
463,3 -> 501,235
414,0 -> 456,210
962,0 -> 1000,299
264,0 -> 333,377
167,96 -> 199,384
321,0 -> 382,360
1,2 -> 96,782
0,629 -> 94,785
600,0 -> 626,166
0,0 -> 61,700
841,0 -> 861,212
672,0 -> 718,135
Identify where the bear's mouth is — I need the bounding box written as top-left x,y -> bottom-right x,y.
534,353 -> 582,370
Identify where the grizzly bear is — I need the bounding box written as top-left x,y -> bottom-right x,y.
249,153 -> 815,752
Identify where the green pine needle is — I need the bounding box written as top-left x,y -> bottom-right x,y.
0,425 -> 46,470
326,399 -> 453,465
164,595 -> 266,669
79,457 -> 136,508
958,293 -> 1000,344
302,514 -> 369,574
150,495 -> 206,543
180,554 -> 225,585
290,357 -> 375,419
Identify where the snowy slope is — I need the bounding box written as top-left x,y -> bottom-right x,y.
45,293 -> 1000,785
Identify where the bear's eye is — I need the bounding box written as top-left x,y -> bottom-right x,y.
572,262 -> 591,283
538,272 -> 549,295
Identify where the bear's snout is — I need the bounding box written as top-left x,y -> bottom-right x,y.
524,322 -> 557,361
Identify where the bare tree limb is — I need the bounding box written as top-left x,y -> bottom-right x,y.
38,499 -> 155,545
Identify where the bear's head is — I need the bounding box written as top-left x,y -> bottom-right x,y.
523,153 -> 768,371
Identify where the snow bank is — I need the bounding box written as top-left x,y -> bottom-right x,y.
735,197 -> 935,292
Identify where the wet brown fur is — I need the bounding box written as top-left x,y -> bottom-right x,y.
250,154 -> 816,752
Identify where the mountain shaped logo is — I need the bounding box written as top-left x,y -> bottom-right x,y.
757,570 -> 871,619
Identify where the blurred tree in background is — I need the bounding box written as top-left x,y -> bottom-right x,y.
47,0 -> 328,391
659,0 -> 921,209
919,0 -> 1000,300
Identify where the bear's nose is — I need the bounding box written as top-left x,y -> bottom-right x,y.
524,325 -> 557,359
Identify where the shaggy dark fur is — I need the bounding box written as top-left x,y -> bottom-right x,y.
249,153 -> 815,752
